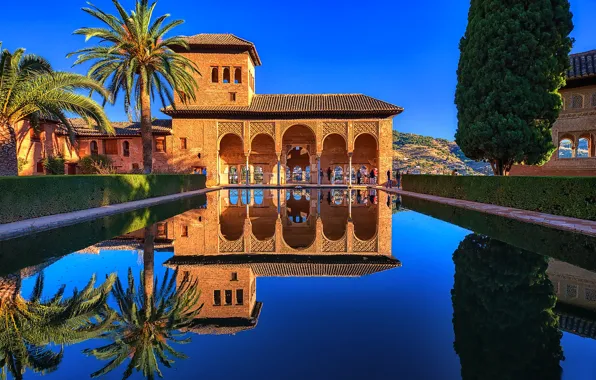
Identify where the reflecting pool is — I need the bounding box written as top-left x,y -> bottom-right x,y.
1,188 -> 596,379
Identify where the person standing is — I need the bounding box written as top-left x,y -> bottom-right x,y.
356,169 -> 362,185
370,169 -> 376,185
327,167 -> 332,183
319,168 -> 324,184
386,169 -> 392,188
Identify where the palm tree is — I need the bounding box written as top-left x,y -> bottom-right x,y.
0,272 -> 116,379
69,0 -> 200,173
84,229 -> 202,379
0,44 -> 113,176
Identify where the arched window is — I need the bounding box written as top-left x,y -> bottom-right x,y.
292,166 -> 303,182
571,94 -> 584,109
241,190 -> 251,205
234,67 -> 242,84
229,189 -> 239,205
293,189 -> 302,201
229,166 -> 238,184
285,167 -> 291,182
558,139 -> 573,159
223,67 -> 230,83
332,190 -> 344,205
305,166 -> 311,182
254,189 -> 264,205
122,141 -> 130,157
334,166 -> 344,183
90,140 -> 98,156
241,166 -> 250,183
211,67 -> 218,83
578,137 -> 590,158
253,166 -> 264,184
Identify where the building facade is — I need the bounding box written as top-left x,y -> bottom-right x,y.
511,50 -> 596,176
15,34 -> 402,184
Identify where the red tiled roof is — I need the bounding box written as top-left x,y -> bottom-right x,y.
56,118 -> 172,137
163,94 -> 403,118
181,33 -> 262,66
567,50 -> 596,80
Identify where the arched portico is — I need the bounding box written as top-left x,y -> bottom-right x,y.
282,125 -> 316,184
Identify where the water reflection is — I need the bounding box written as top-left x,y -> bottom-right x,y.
452,234 -> 563,380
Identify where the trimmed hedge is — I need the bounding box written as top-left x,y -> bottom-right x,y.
0,174 -> 206,224
402,175 -> 596,221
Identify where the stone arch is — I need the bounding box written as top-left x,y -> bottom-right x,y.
578,134 -> 592,158
558,135 -> 574,159
571,93 -> 584,109
250,134 -> 276,184
219,133 -> 244,184
321,134 -> 349,184
283,125 -> 316,184
352,203 -> 378,241
353,133 -> 378,181
218,131 -> 243,150
322,132 -> 348,151
281,123 -> 316,141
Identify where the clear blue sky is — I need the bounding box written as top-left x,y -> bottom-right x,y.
1,0 -> 595,139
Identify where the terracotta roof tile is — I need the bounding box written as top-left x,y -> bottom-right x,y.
163,94 -> 403,118
56,118 -> 172,137
181,33 -> 261,66
567,50 -> 596,80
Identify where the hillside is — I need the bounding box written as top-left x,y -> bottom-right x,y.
392,131 -> 493,175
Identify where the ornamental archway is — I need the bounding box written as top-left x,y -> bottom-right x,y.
283,190 -> 316,249
353,133 -> 378,184
321,133 -> 349,184
219,133 -> 244,185
250,134 -> 277,184
282,125 -> 315,184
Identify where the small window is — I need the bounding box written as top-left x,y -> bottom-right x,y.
132,163 -> 140,170
156,223 -> 167,238
236,289 -> 244,305
104,139 -> 118,155
586,288 -> 596,302
211,67 -> 219,83
229,92 -> 236,102
122,141 -> 130,157
224,290 -> 232,305
36,161 -> 44,173
213,290 -> 221,306
180,137 -> 187,150
181,225 -> 189,237
234,67 -> 242,84
571,94 -> 584,109
223,67 -> 230,83
249,72 -> 255,90
155,137 -> 166,152
566,284 -> 578,298
90,140 -> 99,156
231,272 -> 238,281
29,128 -> 41,141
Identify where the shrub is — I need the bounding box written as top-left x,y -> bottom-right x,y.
42,155 -> 65,175
17,158 -> 28,173
0,174 -> 206,224
79,154 -> 113,174
402,175 -> 596,221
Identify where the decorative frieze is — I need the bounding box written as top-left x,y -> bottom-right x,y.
218,122 -> 244,139
354,121 -> 378,139
322,122 -> 348,140
250,122 -> 275,141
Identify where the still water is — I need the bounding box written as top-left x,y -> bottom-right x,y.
2,188 -> 596,379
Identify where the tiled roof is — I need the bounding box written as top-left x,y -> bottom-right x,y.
163,94 -> 403,118
181,33 -> 261,66
56,118 -> 172,138
165,254 -> 401,277
567,50 -> 596,80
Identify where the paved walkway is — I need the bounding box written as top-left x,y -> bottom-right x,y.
375,186 -> 596,237
0,187 -> 218,241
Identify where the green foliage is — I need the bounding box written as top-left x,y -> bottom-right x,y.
393,130 -> 449,148
452,234 -> 563,379
0,272 -> 116,379
0,43 -> 113,176
78,154 -> 113,174
84,268 -> 202,379
454,0 -> 573,175
42,155 -> 66,175
402,175 -> 596,220
0,174 -> 206,224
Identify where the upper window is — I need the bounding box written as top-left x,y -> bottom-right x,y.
29,128 -> 41,141
211,67 -> 219,83
231,272 -> 238,281
36,161 -> 44,173
223,67 -> 230,83
122,141 -> 130,157
571,94 -> 584,109
236,289 -> 244,305
229,92 -> 236,102
180,137 -> 187,150
155,137 -> 166,152
591,93 -> 596,107
213,290 -> 221,306
249,72 -> 255,90
90,140 -> 99,156
104,139 -> 118,155
224,290 -> 232,305
181,225 -> 189,237
234,67 -> 242,84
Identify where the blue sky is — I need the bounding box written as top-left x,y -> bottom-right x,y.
1,0 -> 595,139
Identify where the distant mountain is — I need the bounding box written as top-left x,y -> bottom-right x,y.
392,131 -> 493,175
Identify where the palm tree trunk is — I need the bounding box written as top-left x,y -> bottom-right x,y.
139,79 -> 153,174
490,159 -> 512,176
0,274 -> 21,303
0,123 -> 19,176
143,226 -> 155,310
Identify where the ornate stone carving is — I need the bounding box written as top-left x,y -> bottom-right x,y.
219,235 -> 244,253
250,122 -> 275,141
353,235 -> 378,253
322,234 -> 347,252
218,122 -> 243,139
322,122 -> 348,140
251,235 -> 275,252
354,121 -> 378,139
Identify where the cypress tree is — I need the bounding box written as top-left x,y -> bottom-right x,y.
455,0 -> 574,175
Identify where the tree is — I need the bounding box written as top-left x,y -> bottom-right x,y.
0,272 -> 116,379
84,228 -> 203,379
452,234 -> 563,380
0,44 -> 112,176
69,0 -> 200,173
455,0 -> 573,175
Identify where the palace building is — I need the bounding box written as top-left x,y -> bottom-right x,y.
15,34 -> 403,185
511,49 -> 596,176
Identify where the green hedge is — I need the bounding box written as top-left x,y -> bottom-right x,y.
0,174 -> 206,224
402,175 -> 596,221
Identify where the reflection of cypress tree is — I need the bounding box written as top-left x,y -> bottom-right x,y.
452,234 -> 563,380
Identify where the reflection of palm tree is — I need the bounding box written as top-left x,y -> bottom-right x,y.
85,227 -> 203,379
452,234 -> 563,380
0,272 -> 116,379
